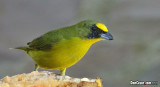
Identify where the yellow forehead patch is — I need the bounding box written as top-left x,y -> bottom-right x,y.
96,23 -> 108,32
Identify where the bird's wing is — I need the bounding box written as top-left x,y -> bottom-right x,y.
28,31 -> 63,50
27,25 -> 79,50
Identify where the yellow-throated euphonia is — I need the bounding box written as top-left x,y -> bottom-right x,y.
15,20 -> 113,75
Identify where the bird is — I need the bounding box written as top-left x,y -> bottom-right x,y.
14,20 -> 113,75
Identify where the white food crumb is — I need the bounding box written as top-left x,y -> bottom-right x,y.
90,79 -> 96,82
73,78 -> 81,83
64,76 -> 71,80
81,78 -> 89,81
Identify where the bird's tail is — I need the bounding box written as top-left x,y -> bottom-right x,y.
10,46 -> 29,51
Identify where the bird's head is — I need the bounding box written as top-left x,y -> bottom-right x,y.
77,20 -> 113,40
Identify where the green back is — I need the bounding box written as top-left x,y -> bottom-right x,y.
28,20 -> 98,50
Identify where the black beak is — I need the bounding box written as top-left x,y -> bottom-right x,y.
100,32 -> 113,40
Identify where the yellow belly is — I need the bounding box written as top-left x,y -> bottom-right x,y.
28,37 -> 104,69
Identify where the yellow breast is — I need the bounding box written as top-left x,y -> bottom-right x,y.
28,37 -> 104,69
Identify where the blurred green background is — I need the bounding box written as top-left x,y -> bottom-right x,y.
0,0 -> 160,86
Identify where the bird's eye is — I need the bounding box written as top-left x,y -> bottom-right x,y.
91,24 -> 97,31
